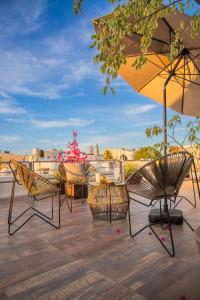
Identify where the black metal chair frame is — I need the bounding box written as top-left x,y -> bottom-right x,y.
125,152 -> 195,257
58,163 -> 88,213
173,160 -> 200,208
8,160 -> 61,235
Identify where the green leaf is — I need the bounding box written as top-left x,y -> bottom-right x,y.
102,86 -> 108,95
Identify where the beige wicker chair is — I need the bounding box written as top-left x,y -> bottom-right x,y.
57,162 -> 88,212
8,159 -> 61,235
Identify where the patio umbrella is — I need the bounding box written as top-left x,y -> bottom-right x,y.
93,11 -> 200,154
93,11 -> 200,223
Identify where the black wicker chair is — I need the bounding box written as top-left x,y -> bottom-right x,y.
125,152 -> 196,257
8,160 -> 61,235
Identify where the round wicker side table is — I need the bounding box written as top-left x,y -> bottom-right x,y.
88,183 -> 128,222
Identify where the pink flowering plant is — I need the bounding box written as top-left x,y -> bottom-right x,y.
58,130 -> 87,163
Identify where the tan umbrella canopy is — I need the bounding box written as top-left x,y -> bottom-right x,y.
93,11 -> 200,153
119,13 -> 200,116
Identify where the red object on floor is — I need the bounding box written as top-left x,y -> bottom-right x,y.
179,294 -> 186,300
116,228 -> 121,234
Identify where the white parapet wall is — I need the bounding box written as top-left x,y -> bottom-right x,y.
0,176 -> 26,199
0,175 -> 56,199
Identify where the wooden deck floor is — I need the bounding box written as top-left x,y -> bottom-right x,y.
0,180 -> 200,300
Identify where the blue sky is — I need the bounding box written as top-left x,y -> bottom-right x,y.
0,0 -> 196,154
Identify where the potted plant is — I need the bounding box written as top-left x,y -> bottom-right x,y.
124,162 -> 138,179
57,130 -> 88,199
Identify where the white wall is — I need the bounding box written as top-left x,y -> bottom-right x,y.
0,175 -> 56,199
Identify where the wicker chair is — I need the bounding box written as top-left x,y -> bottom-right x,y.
57,162 -> 88,212
125,152 -> 196,257
8,160 -> 61,235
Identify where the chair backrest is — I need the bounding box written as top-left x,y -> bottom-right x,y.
125,152 -> 193,200
10,160 -> 58,196
58,163 -> 67,182
58,162 -> 88,183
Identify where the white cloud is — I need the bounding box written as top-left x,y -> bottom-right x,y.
0,0 -> 47,37
131,120 -> 162,128
5,117 -> 27,123
0,37 -> 96,100
124,104 -> 156,116
84,103 -> 156,118
0,135 -> 21,143
65,92 -> 85,99
31,118 -> 94,129
0,99 -> 26,114
0,5 -> 98,101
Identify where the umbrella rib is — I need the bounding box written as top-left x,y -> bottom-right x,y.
176,52 -> 200,72
176,75 -> 200,87
172,76 -> 184,87
159,74 -> 183,87
126,52 -> 169,58
162,18 -> 174,73
162,18 -> 175,36
147,58 -> 169,71
176,73 -> 200,76
188,53 -> 200,74
133,32 -> 170,46
155,53 -> 170,71
181,56 -> 186,114
189,48 -> 200,51
158,75 -> 183,87
137,60 -> 176,92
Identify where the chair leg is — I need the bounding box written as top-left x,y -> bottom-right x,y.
183,217 -> 194,232
151,199 -> 159,207
81,184 -> 87,206
173,164 -> 198,209
150,222 -> 175,257
109,185 -> 112,223
60,181 -> 73,213
66,196 -> 73,213
60,195 -> 73,213
32,195 -> 54,220
193,161 -> 200,199
8,180 -> 60,236
128,199 -> 175,257
173,195 -> 196,209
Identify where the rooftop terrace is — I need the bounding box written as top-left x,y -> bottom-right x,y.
0,180 -> 200,299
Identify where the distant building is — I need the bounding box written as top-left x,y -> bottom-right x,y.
102,148 -> 136,160
94,144 -> 99,156
0,152 -> 25,162
88,145 -> 94,155
32,148 -> 40,160
31,148 -> 60,161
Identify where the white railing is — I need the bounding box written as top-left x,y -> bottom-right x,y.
0,159 -> 149,199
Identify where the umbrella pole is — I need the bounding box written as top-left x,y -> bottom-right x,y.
163,54 -> 183,212
163,79 -> 171,212
163,53 -> 184,156
163,80 -> 170,156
